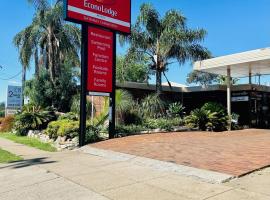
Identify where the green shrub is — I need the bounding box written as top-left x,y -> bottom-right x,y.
168,102 -> 185,118
45,119 -> 79,139
45,120 -> 61,139
115,124 -> 147,136
201,102 -> 228,131
115,89 -> 135,124
123,110 -> 143,125
184,102 -> 228,131
0,102 -> 5,118
14,106 -> 56,136
58,112 -> 78,121
185,108 -> 214,131
86,125 -> 101,143
45,119 -> 102,142
0,111 -> 4,118
144,118 -> 182,131
24,65 -> 77,112
0,116 -> 15,132
57,120 -> 79,138
141,94 -> 165,118
71,95 -> 95,119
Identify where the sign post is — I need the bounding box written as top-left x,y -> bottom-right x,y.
79,24 -> 88,146
64,0 -> 131,146
109,32 -> 116,139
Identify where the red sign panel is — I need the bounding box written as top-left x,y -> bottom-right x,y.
87,27 -> 113,93
64,0 -> 131,33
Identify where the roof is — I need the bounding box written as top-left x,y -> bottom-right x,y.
194,48 -> 270,77
116,82 -> 270,93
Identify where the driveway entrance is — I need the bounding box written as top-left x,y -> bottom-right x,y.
92,129 -> 270,176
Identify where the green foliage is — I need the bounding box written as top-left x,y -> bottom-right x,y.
0,102 -> 5,118
57,120 -> 79,138
144,118 -> 182,131
187,71 -> 218,86
0,133 -> 56,152
14,1 -> 80,81
58,112 -> 78,121
14,105 -> 56,136
116,54 -> 151,83
116,90 -> 134,113
0,116 -> 15,132
216,76 -> 239,85
46,119 -> 102,143
120,3 -> 210,94
0,111 -> 4,118
168,102 -> 185,118
70,95 -> 95,120
141,94 -> 165,118
24,65 -> 78,112
115,90 -> 135,124
45,119 -> 79,139
185,102 -> 228,131
115,117 -> 183,136
123,109 -> 143,125
86,125 -> 101,144
115,124 -> 147,136
201,102 -> 228,131
0,148 -> 22,163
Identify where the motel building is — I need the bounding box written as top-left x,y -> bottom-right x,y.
114,48 -> 270,129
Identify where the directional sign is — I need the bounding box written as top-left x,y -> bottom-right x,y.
87,26 -> 113,93
6,85 -> 22,109
64,0 -> 131,33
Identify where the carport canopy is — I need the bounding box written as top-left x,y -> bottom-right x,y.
193,47 -> 270,130
194,48 -> 270,78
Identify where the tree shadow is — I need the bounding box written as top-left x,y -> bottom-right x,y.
0,157 -> 57,169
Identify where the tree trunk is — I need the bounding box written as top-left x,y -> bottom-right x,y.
34,47 -> 39,77
156,70 -> 162,96
48,26 -> 55,83
21,66 -> 26,107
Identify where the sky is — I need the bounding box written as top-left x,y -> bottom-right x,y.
0,0 -> 270,103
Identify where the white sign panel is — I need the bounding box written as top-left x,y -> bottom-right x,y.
231,96 -> 249,102
6,85 -> 22,109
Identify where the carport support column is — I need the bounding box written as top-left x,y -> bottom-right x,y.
227,67 -> 232,131
249,65 -> 252,84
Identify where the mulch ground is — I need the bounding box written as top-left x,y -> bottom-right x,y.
91,129 -> 270,176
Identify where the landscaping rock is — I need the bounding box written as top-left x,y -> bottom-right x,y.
27,130 -> 79,151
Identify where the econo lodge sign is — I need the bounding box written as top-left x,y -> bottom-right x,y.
64,0 -> 131,33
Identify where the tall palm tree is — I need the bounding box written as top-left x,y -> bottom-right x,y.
14,0 -> 80,83
14,0 -> 80,104
13,25 -> 35,105
120,3 -> 210,95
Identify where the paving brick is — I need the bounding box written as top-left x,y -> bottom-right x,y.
92,129 -> 270,176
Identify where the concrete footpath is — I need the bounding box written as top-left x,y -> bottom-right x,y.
0,138 -> 270,200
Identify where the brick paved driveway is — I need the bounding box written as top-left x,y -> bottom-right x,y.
91,129 -> 270,176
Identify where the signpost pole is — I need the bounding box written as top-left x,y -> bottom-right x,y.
109,32 -> 116,139
79,24 -> 88,147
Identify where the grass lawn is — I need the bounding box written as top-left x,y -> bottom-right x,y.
0,148 -> 22,163
0,133 -> 57,152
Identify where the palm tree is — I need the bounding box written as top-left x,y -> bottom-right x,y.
14,0 -> 80,105
120,3 -> 210,95
14,0 -> 80,83
115,89 -> 134,124
13,25 -> 35,105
